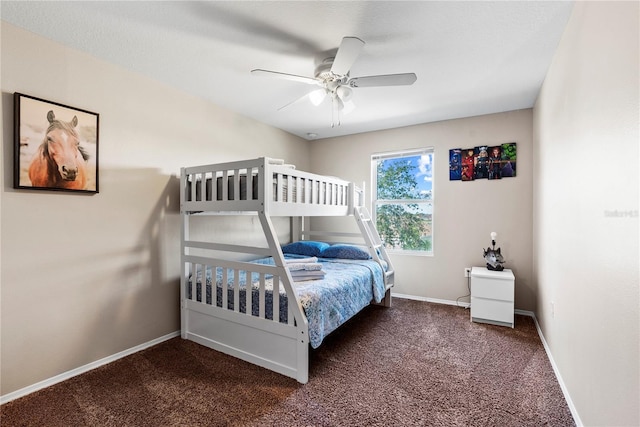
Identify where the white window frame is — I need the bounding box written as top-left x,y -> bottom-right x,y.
371,147 -> 434,256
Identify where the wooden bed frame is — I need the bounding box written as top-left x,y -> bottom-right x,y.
180,157 -> 394,383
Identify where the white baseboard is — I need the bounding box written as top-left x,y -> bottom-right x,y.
0,331 -> 180,405
524,311 -> 583,426
2,298 -> 583,426
393,293 -> 582,426
392,292 -> 470,308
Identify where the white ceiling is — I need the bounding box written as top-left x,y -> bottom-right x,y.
1,1 -> 574,140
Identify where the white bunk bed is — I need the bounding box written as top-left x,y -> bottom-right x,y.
180,157 -> 394,383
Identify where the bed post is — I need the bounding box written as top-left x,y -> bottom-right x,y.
348,182 -> 356,213
257,211 -> 309,383
179,167 -> 188,339
291,216 -> 303,242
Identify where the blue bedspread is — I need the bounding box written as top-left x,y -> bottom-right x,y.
189,255 -> 386,348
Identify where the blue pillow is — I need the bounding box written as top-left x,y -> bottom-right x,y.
281,241 -> 330,257
320,244 -> 372,260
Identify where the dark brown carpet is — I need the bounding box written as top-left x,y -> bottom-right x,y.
1,298 -> 574,426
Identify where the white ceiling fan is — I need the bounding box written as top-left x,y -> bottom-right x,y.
251,36 -> 417,127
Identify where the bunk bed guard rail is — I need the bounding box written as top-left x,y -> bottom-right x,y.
181,157 -> 364,216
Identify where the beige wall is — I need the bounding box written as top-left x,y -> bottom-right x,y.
0,23 -> 307,396
310,109 -> 535,311
3,4 -> 639,423
533,2 -> 639,426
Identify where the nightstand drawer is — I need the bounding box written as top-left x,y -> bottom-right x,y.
471,276 -> 514,301
471,297 -> 514,325
470,267 -> 515,328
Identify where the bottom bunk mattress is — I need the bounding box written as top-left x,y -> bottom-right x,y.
188,255 -> 386,348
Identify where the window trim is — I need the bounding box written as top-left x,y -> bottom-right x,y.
371,147 -> 434,256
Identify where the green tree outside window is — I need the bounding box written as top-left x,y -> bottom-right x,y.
373,150 -> 433,254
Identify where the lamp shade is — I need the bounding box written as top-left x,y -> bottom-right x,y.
342,100 -> 355,115
309,88 -> 327,106
336,85 -> 353,102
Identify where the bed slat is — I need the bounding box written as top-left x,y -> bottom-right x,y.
259,275 -> 266,318
246,272 -> 252,316
273,276 -> 280,323
222,268 -> 228,310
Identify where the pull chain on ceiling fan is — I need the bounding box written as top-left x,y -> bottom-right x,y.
251,36 -> 417,128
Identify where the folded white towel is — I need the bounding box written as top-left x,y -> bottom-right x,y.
302,263 -> 323,271
292,276 -> 323,282
284,256 -> 317,264
287,263 -> 323,271
290,269 -> 325,277
290,270 -> 326,282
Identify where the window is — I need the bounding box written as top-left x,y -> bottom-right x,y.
372,148 -> 434,255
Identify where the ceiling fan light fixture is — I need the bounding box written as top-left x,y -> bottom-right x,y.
336,85 -> 353,103
309,88 -> 327,106
252,36 -> 417,129
342,100 -> 355,115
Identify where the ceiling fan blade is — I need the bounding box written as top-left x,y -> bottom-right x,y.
251,69 -> 319,85
277,89 -> 326,111
348,73 -> 417,88
330,37 -> 365,75
277,93 -> 309,111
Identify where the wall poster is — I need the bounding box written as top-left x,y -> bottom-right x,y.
449,142 -> 516,181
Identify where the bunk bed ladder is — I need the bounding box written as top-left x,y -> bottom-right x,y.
354,206 -> 394,306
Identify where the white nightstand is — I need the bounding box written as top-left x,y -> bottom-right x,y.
470,266 -> 515,328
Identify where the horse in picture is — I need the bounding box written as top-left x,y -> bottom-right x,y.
28,110 -> 90,190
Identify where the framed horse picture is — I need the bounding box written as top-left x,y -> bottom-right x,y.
14,93 -> 99,193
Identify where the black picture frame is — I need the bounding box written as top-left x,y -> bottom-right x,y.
14,93 -> 99,193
